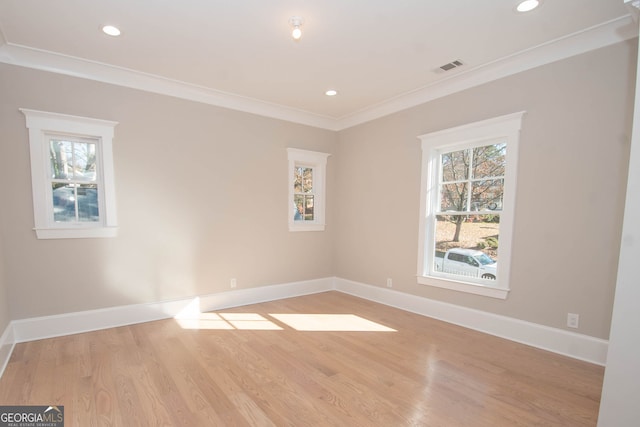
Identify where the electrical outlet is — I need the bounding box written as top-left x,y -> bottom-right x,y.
386,278 -> 393,288
230,278 -> 237,289
567,313 -> 579,328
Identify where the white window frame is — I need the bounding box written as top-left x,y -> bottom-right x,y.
417,112 -> 525,299
21,109 -> 118,239
287,148 -> 330,232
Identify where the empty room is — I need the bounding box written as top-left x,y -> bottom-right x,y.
0,1 -> 639,426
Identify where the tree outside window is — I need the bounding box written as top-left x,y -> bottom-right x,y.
436,142 -> 505,261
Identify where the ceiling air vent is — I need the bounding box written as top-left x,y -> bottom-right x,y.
437,60 -> 464,73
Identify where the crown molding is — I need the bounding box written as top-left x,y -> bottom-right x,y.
0,15 -> 636,132
0,43 -> 339,131
335,15 -> 638,130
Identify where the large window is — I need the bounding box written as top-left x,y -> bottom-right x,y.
417,112 -> 524,299
287,148 -> 330,232
21,109 -> 118,239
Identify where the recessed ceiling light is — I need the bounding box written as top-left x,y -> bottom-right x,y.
102,25 -> 121,36
325,90 -> 338,96
516,0 -> 540,12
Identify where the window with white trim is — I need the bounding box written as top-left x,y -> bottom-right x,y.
417,112 -> 524,299
287,148 -> 330,232
21,109 -> 118,239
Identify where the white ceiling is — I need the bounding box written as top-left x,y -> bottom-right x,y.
0,0 -> 635,130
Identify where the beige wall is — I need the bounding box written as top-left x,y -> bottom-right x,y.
0,40 -> 636,340
0,233 -> 8,333
334,40 -> 637,339
0,63 -> 337,320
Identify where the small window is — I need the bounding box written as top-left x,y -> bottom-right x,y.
21,109 -> 118,239
287,148 -> 330,232
417,112 -> 524,299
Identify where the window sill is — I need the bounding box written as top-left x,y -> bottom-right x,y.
417,275 -> 509,299
288,223 -> 326,232
35,226 -> 118,239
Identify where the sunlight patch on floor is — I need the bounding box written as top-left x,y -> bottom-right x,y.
174,298 -> 283,330
269,314 -> 396,332
173,298 -> 395,331
175,312 -> 237,330
175,312 -> 283,330
219,313 -> 283,330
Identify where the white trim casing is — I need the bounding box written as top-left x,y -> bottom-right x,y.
0,323 -> 15,379
417,112 -> 525,299
20,109 -> 118,239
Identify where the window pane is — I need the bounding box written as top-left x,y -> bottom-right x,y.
77,184 -> 99,222
294,167 -> 313,194
471,179 -> 504,211
441,149 -> 469,182
52,183 -> 99,223
294,195 -> 304,221
50,139 -> 97,181
73,142 -> 97,182
294,167 -> 303,193
50,140 -> 73,180
294,194 -> 314,221
294,167 -> 313,193
303,195 -> 314,220
439,183 -> 468,212
472,143 -> 506,179
52,183 -> 76,222
303,168 -> 313,193
433,215 -> 500,280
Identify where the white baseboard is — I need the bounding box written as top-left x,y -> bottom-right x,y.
11,277 -> 334,343
4,276 -> 607,372
334,277 -> 608,365
0,323 -> 15,378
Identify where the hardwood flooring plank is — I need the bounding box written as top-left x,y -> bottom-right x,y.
2,340 -> 40,404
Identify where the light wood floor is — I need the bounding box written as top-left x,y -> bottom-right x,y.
0,291 -> 603,426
